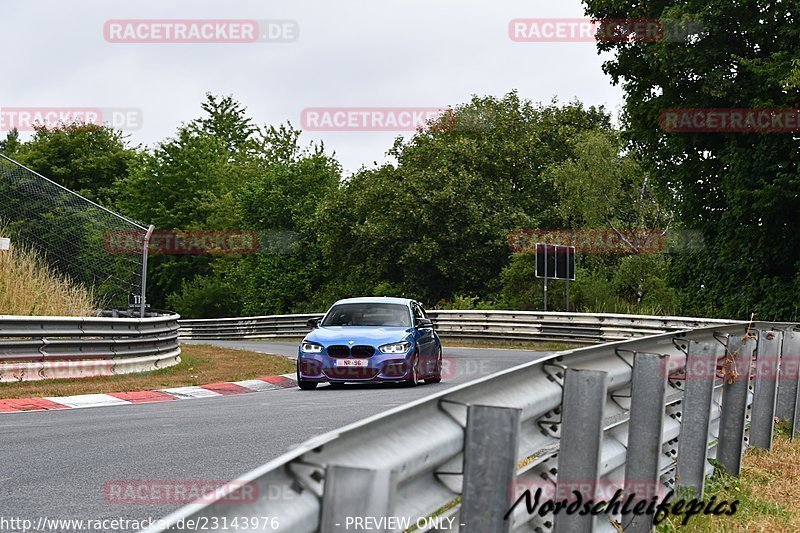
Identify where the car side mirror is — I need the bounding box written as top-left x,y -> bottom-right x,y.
416,318 -> 433,329
307,318 -> 320,329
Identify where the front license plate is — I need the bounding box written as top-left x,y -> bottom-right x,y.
334,359 -> 368,367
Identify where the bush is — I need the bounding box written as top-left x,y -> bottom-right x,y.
499,253 -> 540,310
611,254 -> 678,313
166,275 -> 243,319
434,294 -> 496,310
569,269 -> 619,312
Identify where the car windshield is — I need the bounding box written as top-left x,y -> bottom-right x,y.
321,303 -> 412,327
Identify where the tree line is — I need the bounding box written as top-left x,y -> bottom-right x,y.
1,94 -> 677,317
2,1 -> 797,320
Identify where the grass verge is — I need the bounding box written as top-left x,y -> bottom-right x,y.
410,429 -> 800,533
0,344 -> 296,399
658,424 -> 800,532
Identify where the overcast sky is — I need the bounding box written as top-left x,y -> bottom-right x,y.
2,0 -> 624,174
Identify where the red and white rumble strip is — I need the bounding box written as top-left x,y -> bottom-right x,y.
0,374 -> 297,413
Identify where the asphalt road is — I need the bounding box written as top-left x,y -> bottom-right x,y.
0,341 -> 551,531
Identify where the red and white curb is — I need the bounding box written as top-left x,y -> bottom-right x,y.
0,374 -> 297,414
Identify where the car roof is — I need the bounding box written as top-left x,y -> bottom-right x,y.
332,297 -> 415,306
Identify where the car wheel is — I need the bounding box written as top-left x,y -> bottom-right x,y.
425,347 -> 442,384
298,380 -> 318,390
404,352 -> 420,387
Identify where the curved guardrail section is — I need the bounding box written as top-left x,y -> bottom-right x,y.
179,313 -> 322,341
178,310 -> 736,344
0,312 -> 181,382
150,318 -> 800,533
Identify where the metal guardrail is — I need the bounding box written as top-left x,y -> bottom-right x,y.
179,313 -> 322,341
151,317 -> 800,533
0,312 -> 181,382
178,310 -> 735,344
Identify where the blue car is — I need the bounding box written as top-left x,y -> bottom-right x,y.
296,297 -> 443,390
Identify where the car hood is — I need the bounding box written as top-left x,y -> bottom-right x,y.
304,326 -> 413,346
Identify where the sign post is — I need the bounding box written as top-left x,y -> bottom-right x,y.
535,243 -> 576,312
543,244 -> 549,311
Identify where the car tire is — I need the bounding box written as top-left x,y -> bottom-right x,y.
298,380 -> 318,390
403,353 -> 420,387
425,347 -> 442,384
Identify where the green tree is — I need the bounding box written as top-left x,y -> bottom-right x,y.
192,94 -> 259,154
0,129 -> 21,155
584,0 -> 800,320
13,123 -> 136,204
228,126 -> 341,316
611,254 -> 677,311
548,129 -> 667,253
115,95 -> 260,310
315,92 -> 612,306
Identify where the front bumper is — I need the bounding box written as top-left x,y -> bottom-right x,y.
297,351 -> 413,382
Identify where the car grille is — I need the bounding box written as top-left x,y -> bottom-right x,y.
325,367 -> 380,380
351,345 -> 375,358
327,345 -> 350,357
326,345 -> 375,358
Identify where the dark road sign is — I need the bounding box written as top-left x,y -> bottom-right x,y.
535,243 -> 576,281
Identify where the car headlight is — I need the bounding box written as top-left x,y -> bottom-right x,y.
301,342 -> 323,354
379,342 -> 411,354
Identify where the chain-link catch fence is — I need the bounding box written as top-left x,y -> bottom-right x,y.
0,153 -> 152,315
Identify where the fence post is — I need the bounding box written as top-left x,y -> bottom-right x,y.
554,369 -> 608,533
717,333 -> 755,475
676,341 -> 720,496
623,352 -> 669,532
320,465 -> 394,532
776,329 -> 800,437
140,224 -> 155,318
460,405 -> 522,533
751,330 -> 782,449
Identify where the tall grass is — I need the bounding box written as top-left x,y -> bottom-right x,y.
588,299 -> 679,317
0,235 -> 95,316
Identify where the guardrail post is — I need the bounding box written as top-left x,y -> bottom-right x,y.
776,329 -> 800,437
320,465 -> 394,532
460,405 -> 522,533
717,334 -> 755,475
676,341 -> 720,496
623,352 -> 669,532
554,369 -> 608,533
751,330 -> 782,449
